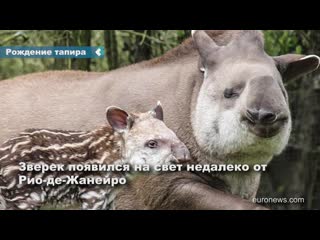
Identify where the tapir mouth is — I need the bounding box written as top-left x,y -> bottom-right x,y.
242,118 -> 288,138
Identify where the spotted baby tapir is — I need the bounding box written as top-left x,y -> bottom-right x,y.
0,102 -> 191,210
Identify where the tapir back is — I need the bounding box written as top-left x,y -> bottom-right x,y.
0,60 -> 198,146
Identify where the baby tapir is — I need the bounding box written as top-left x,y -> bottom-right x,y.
0,102 -> 190,210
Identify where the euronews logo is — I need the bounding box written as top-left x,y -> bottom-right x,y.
0,46 -> 105,58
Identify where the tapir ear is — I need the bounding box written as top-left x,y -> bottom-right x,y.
150,101 -> 164,121
274,54 -> 320,82
192,30 -> 219,66
106,106 -> 133,133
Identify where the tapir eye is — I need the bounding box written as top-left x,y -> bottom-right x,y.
224,88 -> 239,99
146,140 -> 158,149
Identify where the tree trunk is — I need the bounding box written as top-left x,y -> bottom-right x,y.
104,30 -> 119,70
258,30 -> 320,210
132,30 -> 152,62
70,30 -> 91,71
53,30 -> 71,70
309,71 -> 320,209
305,31 -> 320,209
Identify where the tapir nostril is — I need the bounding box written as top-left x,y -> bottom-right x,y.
246,109 -> 277,124
246,109 -> 259,123
260,111 -> 277,124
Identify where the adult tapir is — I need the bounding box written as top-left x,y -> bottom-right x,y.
0,30 -> 319,209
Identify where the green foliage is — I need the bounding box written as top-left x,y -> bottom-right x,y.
115,30 -> 189,67
0,31 -> 55,79
0,30 -> 317,80
264,30 -> 303,56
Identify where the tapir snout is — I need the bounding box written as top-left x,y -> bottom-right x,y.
171,142 -> 191,163
242,76 -> 290,138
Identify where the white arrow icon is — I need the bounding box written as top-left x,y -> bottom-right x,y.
95,48 -> 102,57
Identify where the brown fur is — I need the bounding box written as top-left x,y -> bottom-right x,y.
0,30 -> 318,210
114,171 -> 267,210
0,126 -> 122,210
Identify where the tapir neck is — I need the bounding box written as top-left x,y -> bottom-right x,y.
219,171 -> 262,200
194,151 -> 273,199
80,125 -> 123,165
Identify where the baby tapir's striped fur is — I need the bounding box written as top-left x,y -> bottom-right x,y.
0,102 -> 190,210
